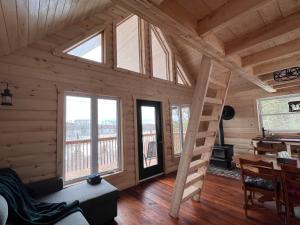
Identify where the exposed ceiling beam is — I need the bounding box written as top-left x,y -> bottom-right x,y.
149,0 -> 165,5
202,33 -> 225,54
197,0 -> 272,36
273,80 -> 300,90
253,53 -> 300,76
267,77 -> 300,86
258,73 -> 273,82
241,38 -> 300,67
111,0 -> 276,93
225,11 -> 300,55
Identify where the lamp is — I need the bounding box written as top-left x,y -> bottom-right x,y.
1,83 -> 13,106
273,67 -> 300,82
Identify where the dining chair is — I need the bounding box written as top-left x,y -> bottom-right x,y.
281,164 -> 300,224
240,158 -> 280,217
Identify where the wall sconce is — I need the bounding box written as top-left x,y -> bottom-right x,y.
1,83 -> 13,106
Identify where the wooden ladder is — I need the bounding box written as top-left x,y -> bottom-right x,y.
169,55 -> 232,218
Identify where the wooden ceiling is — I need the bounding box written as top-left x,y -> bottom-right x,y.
113,0 -> 300,93
173,0 -> 300,92
0,0 -> 299,93
0,0 -> 112,56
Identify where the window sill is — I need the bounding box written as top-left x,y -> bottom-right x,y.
63,169 -> 123,187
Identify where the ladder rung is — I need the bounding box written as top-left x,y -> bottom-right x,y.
189,159 -> 208,171
209,78 -> 227,89
186,171 -> 205,187
182,182 -> 202,202
205,97 -> 223,105
193,146 -> 212,157
196,131 -> 215,139
200,116 -> 219,121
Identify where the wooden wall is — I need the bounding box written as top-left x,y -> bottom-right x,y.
224,75 -> 300,155
0,6 -> 193,190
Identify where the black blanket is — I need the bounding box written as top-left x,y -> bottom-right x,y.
0,168 -> 81,225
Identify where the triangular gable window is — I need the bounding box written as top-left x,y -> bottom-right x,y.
176,62 -> 191,87
65,32 -> 103,63
150,26 -> 173,81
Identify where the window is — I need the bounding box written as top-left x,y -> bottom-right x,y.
171,105 -> 190,155
64,94 -> 121,182
65,33 -> 103,63
116,15 -> 141,73
257,94 -> 300,133
176,62 -> 191,86
150,26 -> 173,81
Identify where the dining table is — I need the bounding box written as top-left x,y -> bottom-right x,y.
233,154 -> 300,171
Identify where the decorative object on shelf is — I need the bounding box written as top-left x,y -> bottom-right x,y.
1,83 -> 13,106
273,66 -> 300,82
87,173 -> 102,185
289,101 -> 300,112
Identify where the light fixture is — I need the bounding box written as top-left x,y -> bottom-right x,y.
1,83 -> 13,106
273,67 -> 300,82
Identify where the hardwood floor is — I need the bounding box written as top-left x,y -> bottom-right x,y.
108,174 -> 300,225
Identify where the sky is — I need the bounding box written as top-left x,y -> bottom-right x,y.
66,96 -> 156,125
66,96 -> 117,122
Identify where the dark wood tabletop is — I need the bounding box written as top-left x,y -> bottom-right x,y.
233,154 -> 300,171
252,136 -> 300,143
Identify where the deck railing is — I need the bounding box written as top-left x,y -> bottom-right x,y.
65,133 -> 182,180
65,136 -> 119,180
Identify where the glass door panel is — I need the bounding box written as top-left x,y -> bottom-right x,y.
141,106 -> 158,168
137,100 -> 164,181
65,96 -> 91,181
97,99 -> 120,173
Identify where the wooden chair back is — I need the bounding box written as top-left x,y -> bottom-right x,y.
240,158 -> 275,182
281,165 -> 300,223
240,158 -> 280,217
281,164 -> 300,193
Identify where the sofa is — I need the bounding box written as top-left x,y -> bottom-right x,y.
0,177 -> 118,225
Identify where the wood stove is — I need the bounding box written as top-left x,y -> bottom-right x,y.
210,106 -> 234,169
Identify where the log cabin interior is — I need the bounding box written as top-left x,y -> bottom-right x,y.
0,0 -> 300,224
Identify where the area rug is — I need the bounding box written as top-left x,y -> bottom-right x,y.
207,164 -> 241,180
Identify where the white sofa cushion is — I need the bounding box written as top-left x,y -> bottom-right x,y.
54,212 -> 89,225
0,195 -> 8,225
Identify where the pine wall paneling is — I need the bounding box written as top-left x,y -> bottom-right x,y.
224,76 -> 300,155
0,7 -> 193,190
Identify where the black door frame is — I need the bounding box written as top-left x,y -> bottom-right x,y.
136,99 -> 164,181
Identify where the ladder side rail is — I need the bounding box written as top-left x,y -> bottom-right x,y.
198,71 -> 232,193
169,55 -> 213,218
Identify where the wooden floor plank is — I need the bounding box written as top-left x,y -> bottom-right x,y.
107,174 -> 300,225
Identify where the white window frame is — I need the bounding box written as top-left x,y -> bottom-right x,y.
63,92 -> 122,184
150,25 -> 173,82
257,93 -> 300,133
63,31 -> 104,65
171,104 -> 190,157
115,14 -> 145,74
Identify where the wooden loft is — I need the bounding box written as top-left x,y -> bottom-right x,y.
0,0 -> 300,224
